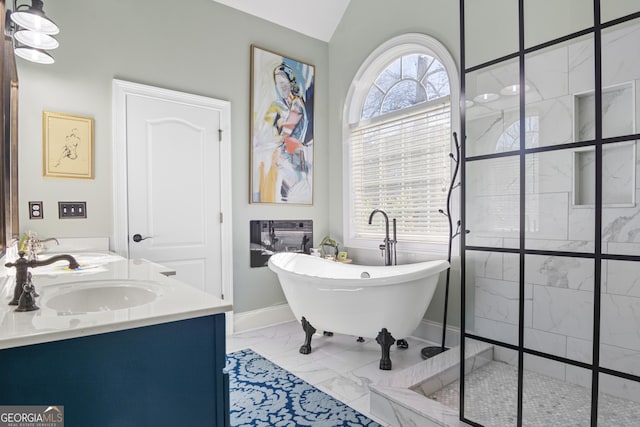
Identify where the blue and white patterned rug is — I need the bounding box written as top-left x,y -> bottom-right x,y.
227,348 -> 383,427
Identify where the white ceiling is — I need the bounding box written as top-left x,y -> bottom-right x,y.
211,0 -> 351,42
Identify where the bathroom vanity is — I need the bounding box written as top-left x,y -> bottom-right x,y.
0,252 -> 232,427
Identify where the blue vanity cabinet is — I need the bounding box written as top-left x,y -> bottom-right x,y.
0,313 -> 229,427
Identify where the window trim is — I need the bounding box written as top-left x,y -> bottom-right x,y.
342,33 -> 460,255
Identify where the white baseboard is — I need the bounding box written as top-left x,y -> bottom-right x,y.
412,319 -> 461,348
232,303 -> 295,334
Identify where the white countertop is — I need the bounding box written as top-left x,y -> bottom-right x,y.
0,252 -> 232,349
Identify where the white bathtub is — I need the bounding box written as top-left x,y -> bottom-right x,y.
268,252 -> 449,369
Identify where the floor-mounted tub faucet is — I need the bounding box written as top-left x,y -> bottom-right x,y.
368,209 -> 397,266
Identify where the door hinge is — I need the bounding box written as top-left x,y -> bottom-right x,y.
221,293 -> 224,300
218,129 -> 223,142
220,212 -> 223,223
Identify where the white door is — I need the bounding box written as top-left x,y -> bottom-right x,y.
112,80 -> 232,301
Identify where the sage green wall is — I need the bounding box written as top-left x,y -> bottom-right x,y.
327,0 -> 462,327
16,0 -> 330,313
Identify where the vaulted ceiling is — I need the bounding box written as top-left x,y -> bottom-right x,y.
211,0 -> 351,42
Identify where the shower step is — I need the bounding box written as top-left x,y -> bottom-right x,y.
411,341 -> 493,397
369,340 -> 493,426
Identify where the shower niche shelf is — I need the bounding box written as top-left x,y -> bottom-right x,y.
574,81 -> 635,142
573,81 -> 636,208
573,141 -> 637,208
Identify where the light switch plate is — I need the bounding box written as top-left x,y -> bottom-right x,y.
58,201 -> 87,219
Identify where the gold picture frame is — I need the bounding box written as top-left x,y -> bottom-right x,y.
43,111 -> 94,179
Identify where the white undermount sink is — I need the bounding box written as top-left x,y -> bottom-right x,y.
45,280 -> 159,314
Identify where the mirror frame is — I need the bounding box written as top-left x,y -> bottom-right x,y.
1,0 -> 20,257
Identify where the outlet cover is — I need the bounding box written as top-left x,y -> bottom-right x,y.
29,201 -> 43,219
58,202 -> 87,219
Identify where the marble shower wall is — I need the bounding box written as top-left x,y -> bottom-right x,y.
465,19 -> 640,402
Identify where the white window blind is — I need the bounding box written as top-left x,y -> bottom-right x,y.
349,100 -> 451,244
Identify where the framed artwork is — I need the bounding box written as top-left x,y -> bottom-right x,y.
250,45 -> 315,204
43,111 -> 94,179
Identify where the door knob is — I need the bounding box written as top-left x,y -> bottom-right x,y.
132,234 -> 152,242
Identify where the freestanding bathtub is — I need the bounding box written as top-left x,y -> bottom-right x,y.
268,252 -> 449,370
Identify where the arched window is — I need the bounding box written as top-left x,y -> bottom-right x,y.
343,34 -> 459,253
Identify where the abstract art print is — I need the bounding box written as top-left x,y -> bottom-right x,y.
43,111 -> 94,179
250,45 -> 314,204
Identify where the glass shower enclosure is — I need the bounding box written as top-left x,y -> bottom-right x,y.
460,1 -> 640,425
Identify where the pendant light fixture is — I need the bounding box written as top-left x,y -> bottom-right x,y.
10,0 -> 58,34
14,29 -> 59,49
7,0 -> 59,64
14,45 -> 54,64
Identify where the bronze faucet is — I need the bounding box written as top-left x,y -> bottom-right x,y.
5,251 -> 80,310
16,272 -> 38,312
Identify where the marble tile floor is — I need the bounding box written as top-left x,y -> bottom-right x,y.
226,320 -> 442,427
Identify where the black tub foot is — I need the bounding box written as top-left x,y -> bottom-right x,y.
323,331 -> 334,337
300,316 -> 316,355
357,336 -> 365,343
376,328 -> 396,370
396,339 -> 408,349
